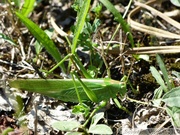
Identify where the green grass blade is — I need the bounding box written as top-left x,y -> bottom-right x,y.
0,33 -> 17,46
99,0 -> 134,47
162,86 -> 180,107
156,54 -> 172,90
72,0 -> 91,54
9,79 -> 124,103
150,66 -> 168,92
21,0 -> 35,17
15,12 -> 66,72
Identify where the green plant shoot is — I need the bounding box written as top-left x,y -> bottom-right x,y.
9,78 -> 126,103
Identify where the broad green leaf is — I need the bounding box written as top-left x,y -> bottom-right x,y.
137,55 -> 149,61
171,107 -> 180,127
152,98 -> 162,107
65,132 -> 84,135
34,40 -> 43,55
170,0 -> 180,7
99,0 -> 134,47
15,12 -> 66,72
172,71 -> 180,78
88,124 -> 112,134
52,121 -> 80,131
0,33 -> 17,46
166,106 -> 180,127
156,54 -> 172,90
150,66 -> 168,92
162,86 -> 180,107
21,0 -> 35,17
90,112 -> 104,127
8,79 -> 126,103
